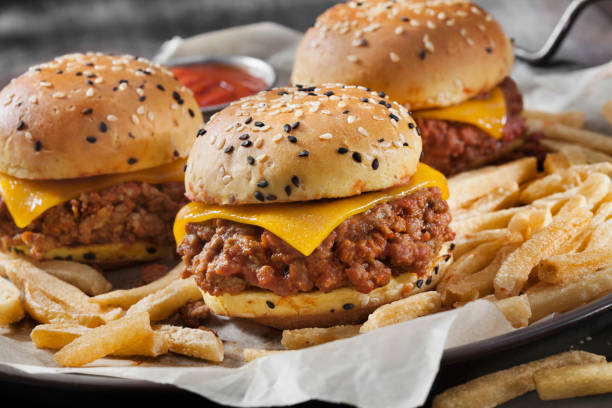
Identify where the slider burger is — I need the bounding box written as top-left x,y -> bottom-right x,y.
174,84 -> 455,329
0,53 -> 202,266
291,0 -> 539,176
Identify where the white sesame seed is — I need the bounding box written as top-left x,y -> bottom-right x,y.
257,153 -> 268,163
395,26 -> 404,35
478,23 -> 486,31
347,55 -> 359,63
171,103 -> 179,110
460,28 -> 467,36
485,14 -> 493,22
425,8 -> 435,16
410,19 -> 420,27
39,81 -> 52,88
319,133 -> 332,140
107,114 -> 118,122
52,92 -> 66,99
255,137 -> 264,148
222,175 -> 232,185
66,105 -> 76,112
423,34 -> 435,52
347,115 -> 356,124
295,109 -> 303,117
437,12 -> 446,20
426,21 -> 436,29
136,88 -> 144,96
111,66 -> 123,72
273,133 -> 283,143
132,114 -> 140,125
137,106 -> 145,115
86,88 -> 95,97
389,52 -> 400,62
357,127 -> 369,137
119,82 -> 128,91
393,140 -> 403,148
456,10 -> 468,17
471,6 -> 482,15
94,77 -> 103,84
338,101 -> 347,108
466,37 -> 474,46
29,95 -> 38,104
446,18 -> 455,26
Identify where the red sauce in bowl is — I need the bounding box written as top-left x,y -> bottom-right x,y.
171,63 -> 269,109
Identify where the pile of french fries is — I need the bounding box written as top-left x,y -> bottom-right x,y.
0,257 -> 223,367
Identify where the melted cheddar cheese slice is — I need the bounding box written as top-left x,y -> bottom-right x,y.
412,87 -> 507,139
0,159 -> 186,228
173,163 -> 448,256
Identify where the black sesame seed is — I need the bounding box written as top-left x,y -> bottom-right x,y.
342,110 -> 350,114
85,62 -> 94,67
379,91 -> 386,98
112,86 -> 118,92
277,91 -> 288,95
285,185 -> 292,196
128,157 -> 138,165
303,86 -> 316,92
86,80 -> 93,86
156,84 -> 165,91
292,121 -> 300,129
323,91 -> 334,96
287,135 -> 297,143
239,133 -> 250,140
139,84 -> 145,88
298,150 -> 309,157
450,243 -> 456,250
257,180 -> 269,188
83,252 -> 96,260
343,303 -> 355,310
420,151 -> 424,161
416,126 -> 422,136
244,116 -> 253,124
266,194 -> 277,201
401,16 -> 410,22
379,100 -> 387,106
75,72 -> 83,76
408,122 -> 415,129
173,150 -> 179,157
254,191 -> 265,202
99,122 -> 108,133
82,108 -> 93,115
486,47 -> 493,54
337,147 -> 348,154
295,84 -> 303,88
224,145 -> 234,154
386,102 -> 392,108
119,79 -> 128,84
419,49 -> 427,60
197,129 -> 207,137
378,138 -> 385,143
140,96 -> 146,102
426,276 -> 433,285
307,92 -> 317,96
359,38 -> 368,46
266,300 -> 275,309
372,158 -> 379,170
403,142 -> 410,147
172,91 -> 181,101
291,175 -> 300,187
128,132 -> 135,139
389,113 -> 399,122
360,97 -> 369,103
241,140 -> 252,147
247,156 -> 255,165
183,164 -> 187,172
416,279 -> 424,288
146,247 -> 157,254
56,70 -> 63,74
187,108 -> 195,118
283,124 -> 291,133
444,254 -> 452,263
17,121 -> 25,131
87,73 -> 95,79
254,121 -> 265,127
330,308 -> 335,313
352,152 -> 362,163
34,140 -> 42,152
86,136 -> 97,144
434,265 -> 440,274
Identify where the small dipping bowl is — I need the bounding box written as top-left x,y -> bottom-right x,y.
165,55 -> 276,120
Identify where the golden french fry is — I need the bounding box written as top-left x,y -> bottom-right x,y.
90,261 -> 184,308
527,265 -> 612,322
527,118 -> 612,155
360,291 -> 441,333
454,182 -> 520,219
281,325 -> 360,350
126,276 -> 201,322
494,196 -> 592,298
535,362 -> 612,400
451,229 -> 509,259
243,348 -> 287,362
563,199 -> 612,253
602,100 -> 612,127
486,294 -> 531,328
538,248 -> 612,284
432,351 -> 606,408
154,325 -> 223,362
31,324 -> 89,349
507,208 -> 551,242
541,139 -> 612,164
53,312 -> 159,367
522,109 -> 585,129
36,260 -> 112,296
448,157 -> 538,209
451,207 -> 522,236
0,276 -> 24,325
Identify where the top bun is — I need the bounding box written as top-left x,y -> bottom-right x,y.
291,0 -> 514,110
186,84 -> 422,205
0,52 -> 203,180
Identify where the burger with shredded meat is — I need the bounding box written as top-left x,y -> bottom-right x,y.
174,84 -> 455,329
0,52 -> 203,266
291,0 -> 546,176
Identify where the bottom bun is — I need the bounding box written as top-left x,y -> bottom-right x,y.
5,242 -> 174,269
202,242 -> 453,329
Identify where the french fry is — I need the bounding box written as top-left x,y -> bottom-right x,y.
36,260 -> 112,296
360,291 -> 441,333
494,196 -> 592,298
432,351 -> 606,408
522,109 -> 585,129
90,261 -> 184,308
126,276 -> 201,322
448,157 -> 538,209
535,362 -> 612,400
527,118 -> 612,155
454,182 -> 519,219
53,312 -> 161,367
281,325 -> 360,349
154,324 -> 224,362
541,139 -> 612,164
527,265 -> 612,322
602,100 -> 612,127
507,208 -> 551,242
243,348 -> 287,362
451,229 -> 509,259
485,294 -> 531,328
538,248 -> 612,284
0,276 -> 24,325
451,207 -> 522,236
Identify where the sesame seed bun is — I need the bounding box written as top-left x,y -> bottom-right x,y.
0,52 -> 202,180
201,242 -> 452,329
185,84 -> 422,205
290,0 -> 514,110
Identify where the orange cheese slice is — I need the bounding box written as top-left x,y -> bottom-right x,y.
0,160 -> 186,228
173,163 -> 448,256
412,87 -> 507,139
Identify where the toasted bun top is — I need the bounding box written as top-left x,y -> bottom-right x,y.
0,53 -> 203,179
186,84 -> 422,205
291,0 -> 514,110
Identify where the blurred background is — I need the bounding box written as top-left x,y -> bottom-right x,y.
0,0 -> 611,86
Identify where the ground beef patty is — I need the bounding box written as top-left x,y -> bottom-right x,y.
179,187 -> 455,297
0,181 -> 187,259
417,77 -> 529,176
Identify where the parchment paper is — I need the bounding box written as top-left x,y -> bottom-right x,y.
2,22 -> 612,408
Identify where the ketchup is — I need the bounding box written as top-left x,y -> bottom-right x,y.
171,63 -> 268,108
